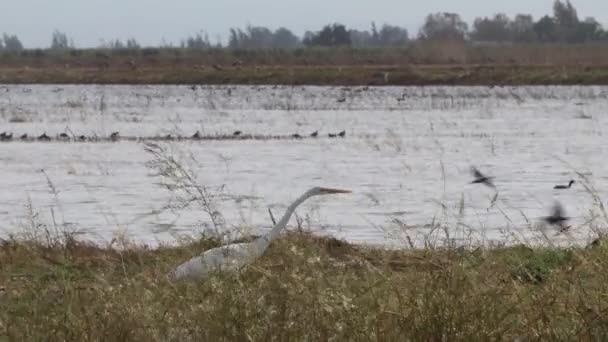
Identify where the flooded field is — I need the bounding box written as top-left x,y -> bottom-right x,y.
0,84 -> 607,247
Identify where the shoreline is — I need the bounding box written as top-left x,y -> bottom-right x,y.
2,64 -> 608,86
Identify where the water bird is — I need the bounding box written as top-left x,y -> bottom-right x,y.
470,166 -> 495,188
20,133 -> 27,140
544,202 -> 570,232
554,180 -> 575,189
78,135 -> 86,141
58,133 -> 70,140
169,187 -> 351,281
328,133 -> 337,138
110,132 -> 120,141
310,131 -> 318,137
291,133 -> 302,139
191,131 -> 201,139
37,133 -> 51,141
338,130 -> 346,137
233,131 -> 242,136
0,132 -> 12,141
337,97 -> 346,103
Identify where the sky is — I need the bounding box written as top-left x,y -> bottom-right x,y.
2,0 -> 608,48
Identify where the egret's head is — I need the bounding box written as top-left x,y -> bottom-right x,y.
311,187 -> 352,196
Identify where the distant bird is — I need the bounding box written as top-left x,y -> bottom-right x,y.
0,132 -> 12,141
58,133 -> 69,140
78,135 -> 86,141
20,133 -> 27,140
37,133 -> 51,141
291,133 -> 302,139
470,166 -> 495,188
233,131 -> 242,136
328,133 -> 337,138
310,131 -> 318,137
169,187 -> 351,281
337,97 -> 346,103
191,131 -> 201,139
544,202 -> 570,232
110,132 -> 120,141
554,180 -> 575,190
338,130 -> 346,138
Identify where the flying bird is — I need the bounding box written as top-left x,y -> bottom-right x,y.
554,180 -> 575,190
233,130 -> 242,136
338,130 -> 346,137
169,187 -> 351,281
310,131 -> 318,137
470,166 -> 495,188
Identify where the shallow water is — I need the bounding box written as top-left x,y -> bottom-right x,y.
0,84 -> 607,247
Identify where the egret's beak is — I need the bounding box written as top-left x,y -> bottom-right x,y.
319,187 -> 352,194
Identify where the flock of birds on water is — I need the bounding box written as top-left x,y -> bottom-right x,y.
470,166 -> 573,233
0,129 -> 346,143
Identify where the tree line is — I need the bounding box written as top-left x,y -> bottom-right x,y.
0,0 -> 606,51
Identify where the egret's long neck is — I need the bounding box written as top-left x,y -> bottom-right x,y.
255,190 -> 315,249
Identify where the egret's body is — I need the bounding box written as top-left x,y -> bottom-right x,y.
169,187 -> 351,281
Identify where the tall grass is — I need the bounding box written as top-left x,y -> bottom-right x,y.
1,143 -> 607,341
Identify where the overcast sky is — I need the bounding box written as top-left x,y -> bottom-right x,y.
2,0 -> 607,48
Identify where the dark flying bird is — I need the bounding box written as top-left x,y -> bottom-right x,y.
192,131 -> 201,139
310,131 -> 318,137
233,131 -> 242,136
544,202 -> 570,232
338,130 -> 346,137
470,166 -> 495,188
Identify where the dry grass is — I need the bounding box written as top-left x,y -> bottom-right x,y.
1,229 -> 608,341
3,43 -> 608,85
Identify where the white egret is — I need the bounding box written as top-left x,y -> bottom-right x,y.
169,187 -> 351,281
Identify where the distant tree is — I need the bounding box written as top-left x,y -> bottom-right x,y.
534,15 -> 557,42
376,24 -> 409,46
51,30 -> 71,49
419,12 -> 468,40
574,17 -> 604,42
228,26 -> 276,48
126,38 -> 140,49
471,14 -> 512,42
184,31 -> 212,49
349,29 -> 374,47
2,33 -> 23,51
509,14 -> 537,42
272,27 -> 300,48
553,0 -> 579,42
303,23 -> 352,47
